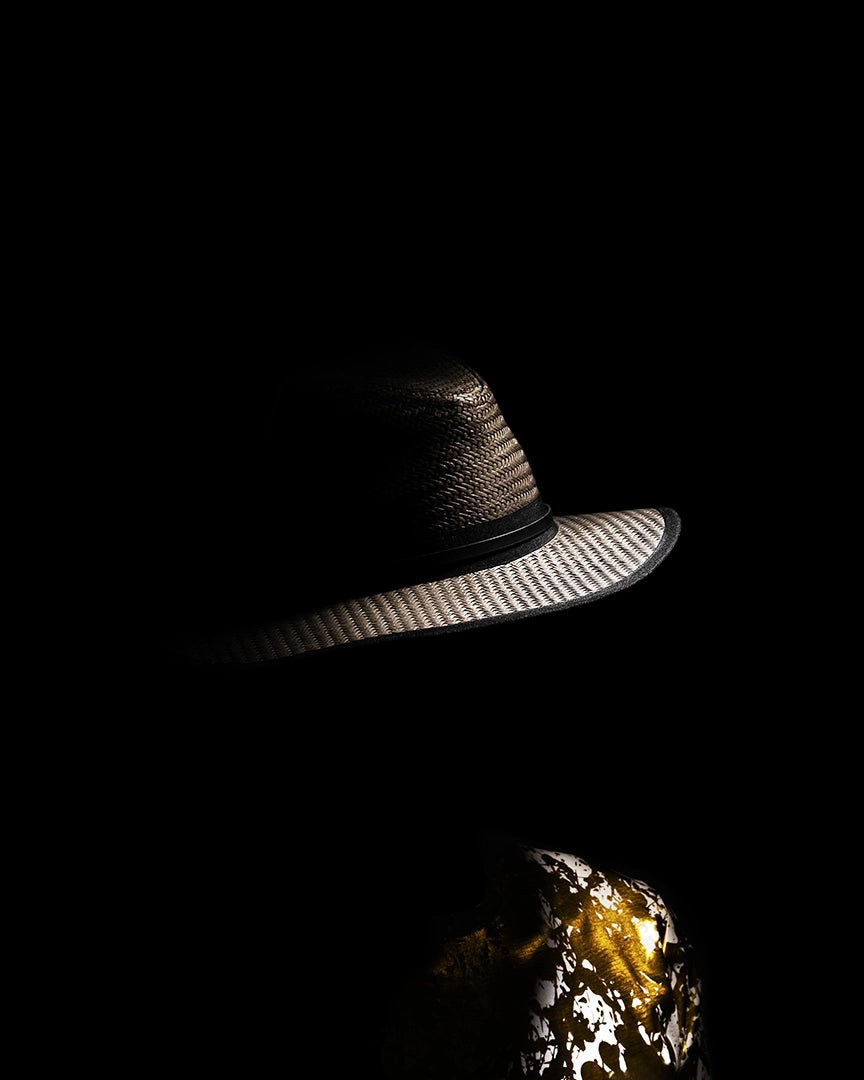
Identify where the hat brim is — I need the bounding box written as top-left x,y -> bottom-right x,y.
177,507 -> 681,665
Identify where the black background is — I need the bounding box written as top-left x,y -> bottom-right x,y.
86,38 -> 782,1076
117,242 -> 741,1073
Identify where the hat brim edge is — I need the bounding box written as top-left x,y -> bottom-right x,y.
182,507 -> 682,667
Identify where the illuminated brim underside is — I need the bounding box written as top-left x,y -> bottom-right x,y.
182,507 -> 680,664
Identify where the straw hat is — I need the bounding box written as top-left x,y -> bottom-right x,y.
170,348 -> 680,665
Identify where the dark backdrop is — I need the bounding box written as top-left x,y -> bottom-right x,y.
99,87 -> 757,1075
115,247 -> 738,1072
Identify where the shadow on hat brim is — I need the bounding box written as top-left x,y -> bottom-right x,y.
170,507 -> 681,666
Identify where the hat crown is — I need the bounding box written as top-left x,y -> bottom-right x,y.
172,350 -> 550,627
286,351 -> 543,562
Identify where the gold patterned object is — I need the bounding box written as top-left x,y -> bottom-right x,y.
379,845 -> 711,1078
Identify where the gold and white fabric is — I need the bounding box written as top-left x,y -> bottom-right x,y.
379,844 -> 711,1078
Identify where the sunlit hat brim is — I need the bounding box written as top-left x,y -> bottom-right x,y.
177,507 -> 680,665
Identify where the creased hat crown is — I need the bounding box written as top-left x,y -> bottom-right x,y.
287,351 -> 543,563
188,348 -> 549,625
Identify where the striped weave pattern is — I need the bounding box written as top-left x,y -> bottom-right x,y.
294,358 -> 540,545
187,509 -> 666,663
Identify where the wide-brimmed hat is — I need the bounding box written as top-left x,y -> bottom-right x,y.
170,349 -> 680,665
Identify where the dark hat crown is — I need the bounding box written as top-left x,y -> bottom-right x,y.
175,348 -> 551,628
303,354 -> 538,537
268,348 -> 549,608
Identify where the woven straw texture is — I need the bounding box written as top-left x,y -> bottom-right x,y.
289,358 -> 541,556
184,509 -> 668,664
